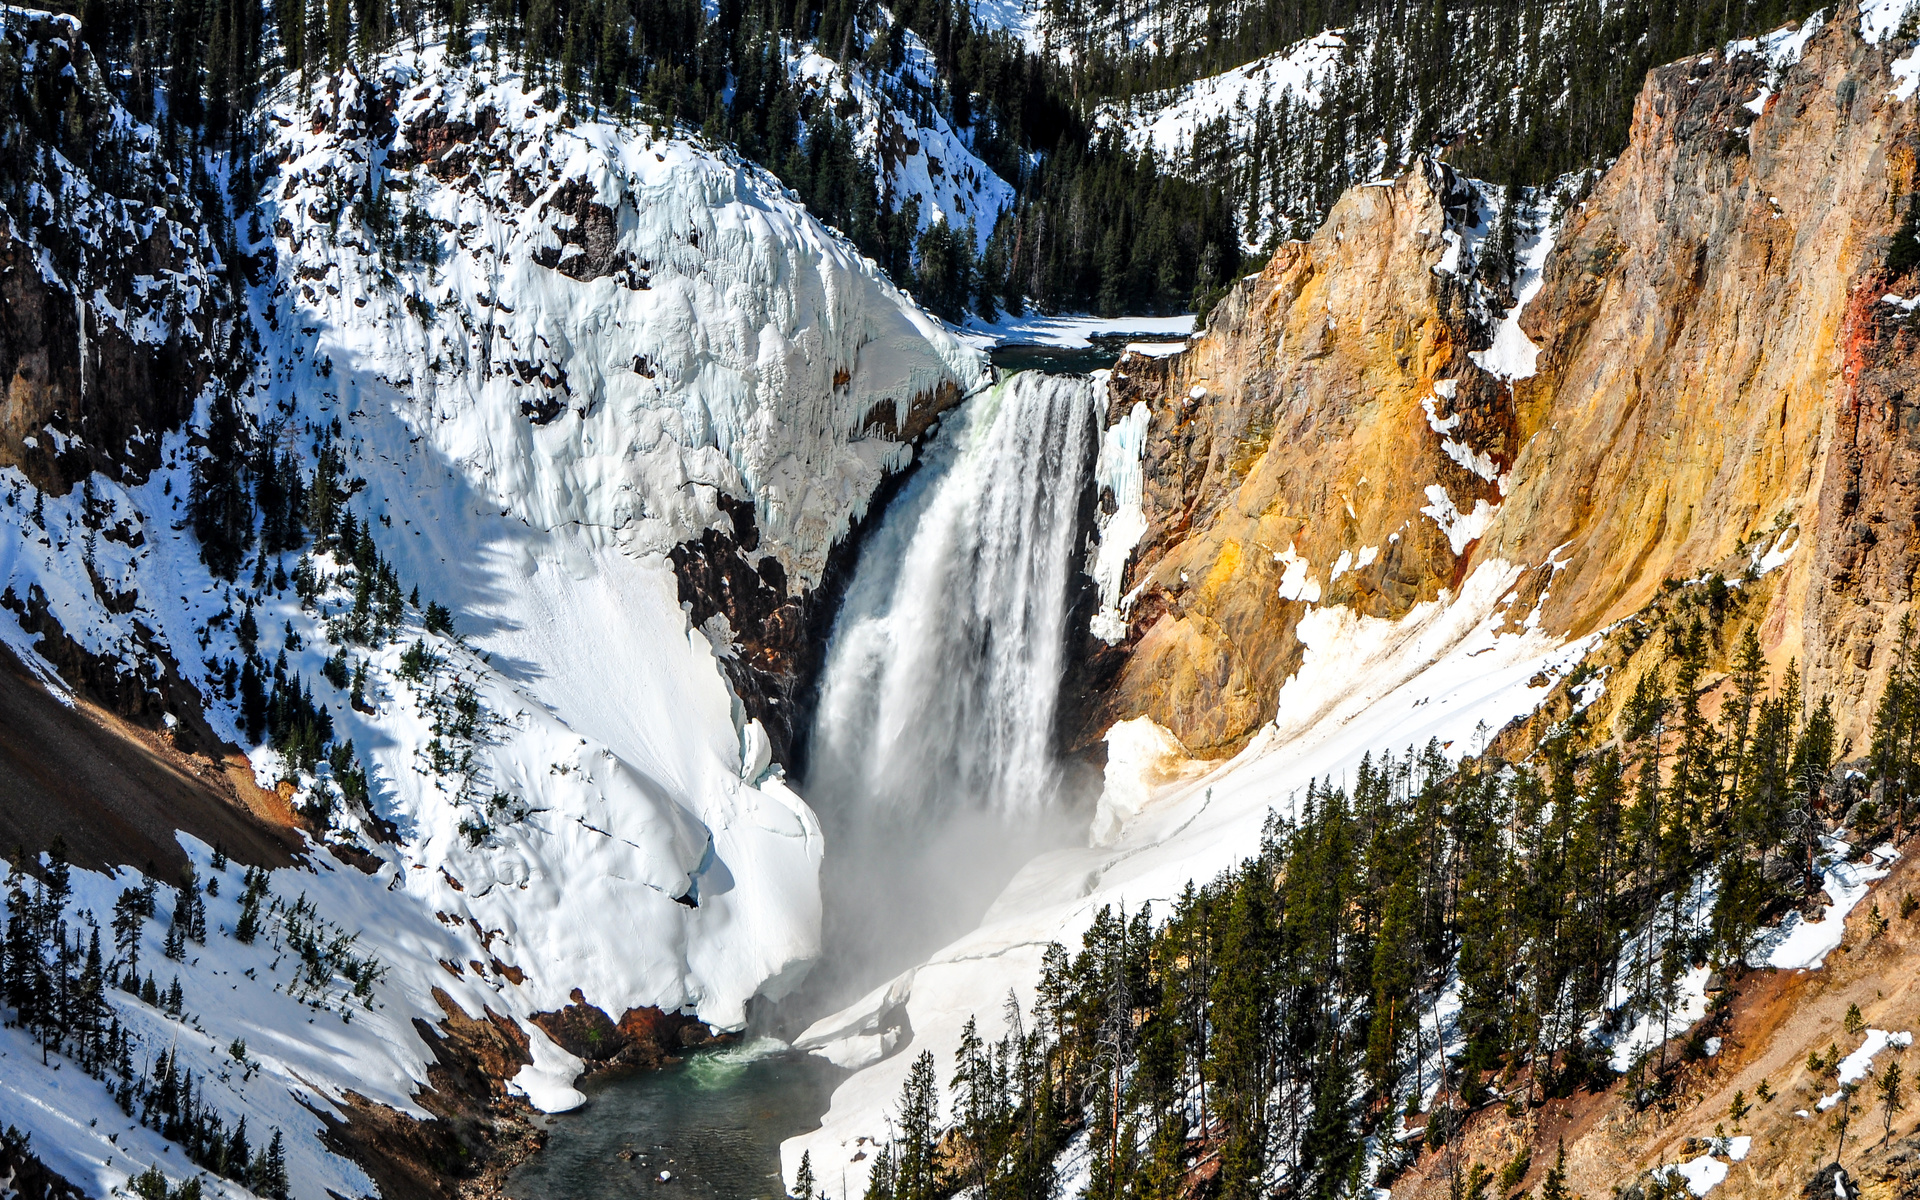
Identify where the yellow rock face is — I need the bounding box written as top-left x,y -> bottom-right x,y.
1085,163 -> 1513,757
1084,9 -> 1920,759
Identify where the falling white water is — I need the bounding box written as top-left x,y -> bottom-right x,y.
803,370 -> 1100,990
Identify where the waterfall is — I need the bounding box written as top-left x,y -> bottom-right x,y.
803,370 -> 1101,989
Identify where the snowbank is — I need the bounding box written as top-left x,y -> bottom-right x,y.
962,310 -> 1198,349
1817,1029 -> 1913,1109
1762,844 -> 1897,970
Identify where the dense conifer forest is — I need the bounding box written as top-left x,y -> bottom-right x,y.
822,579 -> 1920,1200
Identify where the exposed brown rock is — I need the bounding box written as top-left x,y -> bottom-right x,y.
529,177 -> 650,287
672,380 -> 967,762
0,16 -> 225,498
0,639 -> 300,876
1492,17 -> 1915,733
530,988 -> 714,1071
318,989 -> 546,1200
1076,161 -> 1508,757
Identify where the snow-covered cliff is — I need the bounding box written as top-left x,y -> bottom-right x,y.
0,21 -> 985,1198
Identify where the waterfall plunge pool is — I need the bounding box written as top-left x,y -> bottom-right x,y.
506,1040 -> 845,1200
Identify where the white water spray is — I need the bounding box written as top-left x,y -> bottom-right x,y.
803,370 -> 1101,991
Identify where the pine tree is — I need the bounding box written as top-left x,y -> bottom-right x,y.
1871,613 -> 1918,838
1880,1059 -> 1905,1147
793,1149 -> 816,1200
893,1050 -> 940,1200
189,394 -> 254,580
1539,1141 -> 1573,1200
256,1128 -> 290,1199
1791,691 -> 1837,896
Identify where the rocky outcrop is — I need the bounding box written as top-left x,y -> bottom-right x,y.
1494,9 -> 1920,752
1076,161 -> 1512,756
530,990 -> 715,1070
1081,0 -> 1920,757
0,13 -> 228,496
319,988 -> 544,1200
672,379 -> 967,763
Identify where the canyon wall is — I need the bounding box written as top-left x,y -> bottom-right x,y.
1084,0 -> 1920,758
1078,161 -> 1510,756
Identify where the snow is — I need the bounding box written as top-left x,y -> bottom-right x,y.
1422,393 -> 1464,434
1861,0 -> 1916,45
1589,869 -> 1726,1073
1894,46 -> 1920,100
1274,542 -> 1324,602
1751,525 -> 1801,574
0,838 -> 526,1199
1816,1029 -> 1913,1108
1726,13 -> 1825,116
785,558 -> 1586,1194
1329,546 -> 1379,581
1886,293 -> 1920,312
1090,716 -> 1194,846
1421,484 -> 1497,555
1469,202 -> 1558,381
1088,392 -> 1152,643
1605,964 -> 1715,1073
962,310 -> 1196,349
1761,844 -> 1896,969
1445,441 -> 1504,488
1660,1152 -> 1730,1196
968,0 -> 1049,52
1726,12 -> 1825,72
510,1026 -> 589,1113
1096,32 -> 1346,162
792,972 -> 914,1071
1651,1127 -> 1749,1195
1123,341 -> 1189,358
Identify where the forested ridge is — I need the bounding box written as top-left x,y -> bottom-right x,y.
822,576 -> 1920,1200
4,0 -> 1831,321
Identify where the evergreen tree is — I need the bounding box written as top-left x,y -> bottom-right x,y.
189,394 -> 254,580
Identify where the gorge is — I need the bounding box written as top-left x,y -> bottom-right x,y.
2,0 -> 1920,1196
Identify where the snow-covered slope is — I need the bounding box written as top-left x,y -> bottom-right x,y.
1088,28 -> 1360,246
789,26 -> 1016,256
784,562 -> 1586,1193
0,838 -> 557,1200
264,40 -> 984,588
1095,31 -> 1347,162
0,24 -> 986,1199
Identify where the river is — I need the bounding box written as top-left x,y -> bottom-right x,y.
507,1040 -> 845,1200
